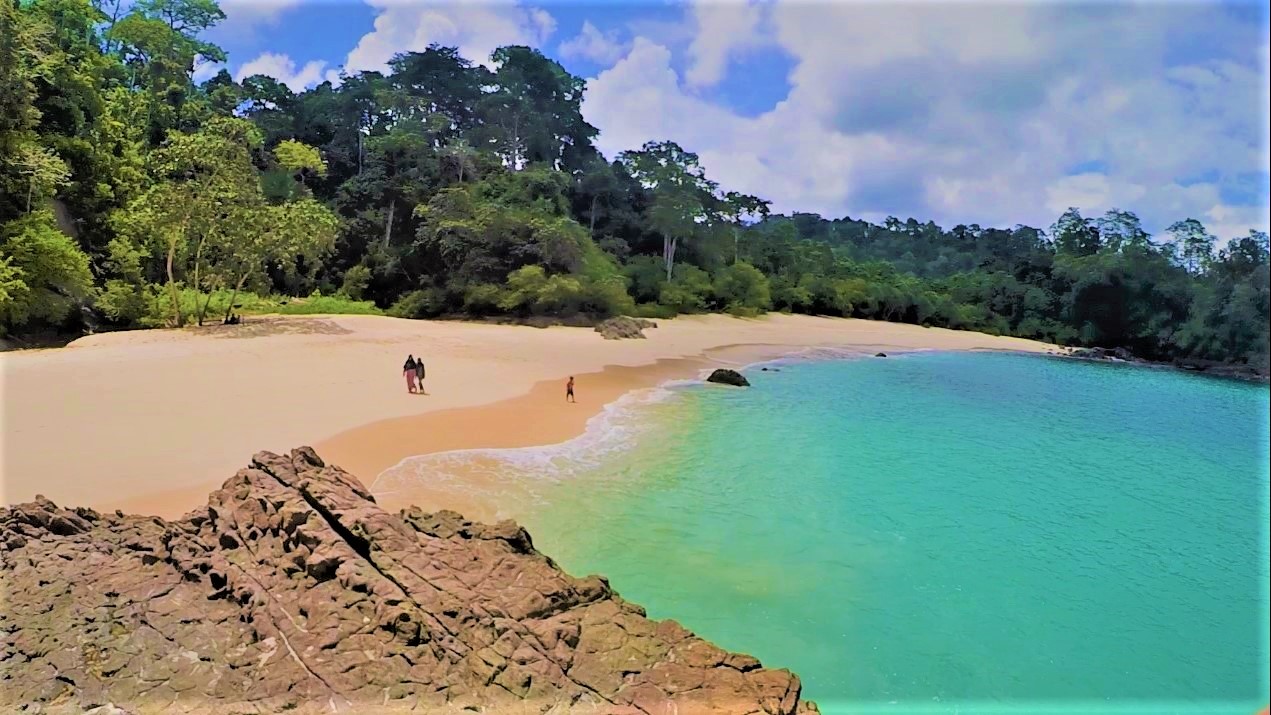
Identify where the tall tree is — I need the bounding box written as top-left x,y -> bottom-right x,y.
619,141 -> 720,280
1166,218 -> 1217,274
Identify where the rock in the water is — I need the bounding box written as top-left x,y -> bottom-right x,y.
875,352 -> 887,358
594,316 -> 657,340
0,447 -> 814,715
706,368 -> 750,387
1068,346 -> 1142,363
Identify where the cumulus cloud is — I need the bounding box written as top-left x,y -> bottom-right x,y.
235,52 -> 330,92
684,0 -> 766,88
342,0 -> 557,74
559,21 -> 627,66
581,0 -> 1270,239
211,0 -> 303,39
192,60 -> 226,84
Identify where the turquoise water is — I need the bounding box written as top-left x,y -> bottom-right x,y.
513,352 -> 1270,714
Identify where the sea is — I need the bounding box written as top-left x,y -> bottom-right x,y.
374,351 -> 1271,715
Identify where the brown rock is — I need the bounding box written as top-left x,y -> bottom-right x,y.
0,448 -> 814,714
594,316 -> 657,340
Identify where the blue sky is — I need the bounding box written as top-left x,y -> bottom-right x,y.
202,0 -> 1270,240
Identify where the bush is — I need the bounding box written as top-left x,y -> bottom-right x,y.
712,262 -> 770,314
388,289 -> 443,319
624,256 -> 667,303
635,302 -> 678,319
341,264 -> 372,300
463,284 -> 504,315
658,265 -> 712,313
581,275 -> 636,317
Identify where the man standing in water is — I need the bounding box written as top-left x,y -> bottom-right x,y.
566,376 -> 575,403
414,356 -> 426,394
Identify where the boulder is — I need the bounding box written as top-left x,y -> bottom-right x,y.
706,368 -> 750,387
874,352 -> 887,358
594,316 -> 657,340
0,448 -> 814,715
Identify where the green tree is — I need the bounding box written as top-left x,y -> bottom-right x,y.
1166,218 -> 1217,274
619,140 -> 720,281
0,210 -> 94,333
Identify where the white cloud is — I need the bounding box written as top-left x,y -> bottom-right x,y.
211,0 -> 302,38
342,0 -> 557,74
559,21 -> 627,66
580,1 -> 1270,240
192,60 -> 225,84
235,52 -> 330,92
684,0 -> 766,88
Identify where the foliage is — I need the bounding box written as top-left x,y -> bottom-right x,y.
0,211 -> 94,333
0,3 -> 1265,374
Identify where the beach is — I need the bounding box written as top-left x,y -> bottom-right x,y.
0,313 -> 1055,519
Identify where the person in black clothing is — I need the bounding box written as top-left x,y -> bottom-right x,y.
414,356 -> 426,394
403,355 -> 418,394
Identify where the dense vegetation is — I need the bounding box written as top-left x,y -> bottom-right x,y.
2,0 -> 1267,371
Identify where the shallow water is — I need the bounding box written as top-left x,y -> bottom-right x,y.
387,352 -> 1271,714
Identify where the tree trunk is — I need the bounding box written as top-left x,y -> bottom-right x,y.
26,178 -> 33,213
165,241 -> 182,327
383,200 -> 395,248
192,236 -> 207,325
733,227 -> 739,264
589,195 -> 598,236
664,236 -> 678,281
224,273 -> 249,322
199,285 -> 217,325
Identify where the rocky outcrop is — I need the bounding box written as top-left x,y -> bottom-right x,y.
0,448 -> 814,715
594,317 -> 658,340
706,369 -> 750,387
1068,346 -> 1143,363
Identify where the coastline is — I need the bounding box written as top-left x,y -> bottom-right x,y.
0,313 -> 1056,518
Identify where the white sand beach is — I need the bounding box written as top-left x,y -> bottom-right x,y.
0,313 -> 1056,518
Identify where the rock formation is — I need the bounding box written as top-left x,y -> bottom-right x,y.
594,317 -> 657,340
706,369 -> 750,387
0,448 -> 814,715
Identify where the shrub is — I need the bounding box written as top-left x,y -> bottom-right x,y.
712,262 -> 770,314
341,265 -> 372,300
463,284 -> 504,315
388,289 -> 443,319
658,265 -> 712,313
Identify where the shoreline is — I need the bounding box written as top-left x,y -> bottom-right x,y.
1,313 -> 1058,518
315,342 -> 822,521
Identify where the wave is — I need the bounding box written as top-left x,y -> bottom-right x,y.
371,345 -> 939,500
370,382 -> 689,499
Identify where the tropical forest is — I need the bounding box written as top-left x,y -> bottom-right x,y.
1,0 -> 1267,373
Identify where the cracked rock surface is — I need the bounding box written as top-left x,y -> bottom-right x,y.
1,447 -> 816,714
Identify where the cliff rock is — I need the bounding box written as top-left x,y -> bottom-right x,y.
0,448 -> 814,715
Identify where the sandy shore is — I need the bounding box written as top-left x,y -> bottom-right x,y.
0,313 -> 1056,519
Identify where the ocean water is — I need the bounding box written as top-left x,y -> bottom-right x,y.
382,352 -> 1271,714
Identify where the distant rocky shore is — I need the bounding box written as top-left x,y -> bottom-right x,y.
1062,346 -> 1269,383
1,448 -> 815,715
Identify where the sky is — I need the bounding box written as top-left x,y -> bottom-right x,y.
200,0 -> 1271,241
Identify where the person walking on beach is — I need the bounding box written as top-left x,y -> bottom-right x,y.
414,355 -> 426,394
566,376 -> 575,403
403,355 -> 418,394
